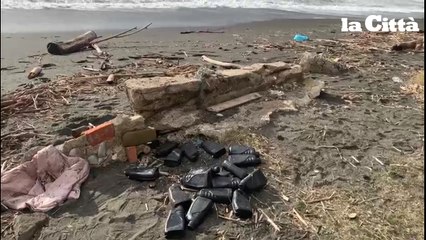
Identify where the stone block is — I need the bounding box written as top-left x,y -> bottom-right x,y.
125,76 -> 201,112
201,62 -> 301,107
299,52 -> 348,75
121,128 -> 157,147
112,114 -> 146,144
125,62 -> 304,120
276,65 -> 303,84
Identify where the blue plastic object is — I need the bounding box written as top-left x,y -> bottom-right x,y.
293,34 -> 309,42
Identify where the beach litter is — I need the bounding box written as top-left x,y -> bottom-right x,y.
180,30 -> 225,34
293,34 -> 310,42
0,145 -> 89,212
27,67 -> 42,79
123,140 -> 268,238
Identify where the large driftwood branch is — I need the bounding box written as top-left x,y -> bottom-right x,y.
91,23 -> 152,44
46,23 -> 152,55
47,31 -> 98,55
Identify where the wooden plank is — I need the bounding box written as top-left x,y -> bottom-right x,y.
206,93 -> 262,113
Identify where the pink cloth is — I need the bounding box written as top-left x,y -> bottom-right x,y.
1,145 -> 90,212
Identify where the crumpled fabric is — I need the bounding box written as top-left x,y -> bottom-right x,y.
1,145 -> 90,212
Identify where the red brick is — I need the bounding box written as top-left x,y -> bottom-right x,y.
83,121 -> 115,146
126,146 -> 138,163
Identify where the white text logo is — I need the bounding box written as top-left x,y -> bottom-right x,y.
341,15 -> 419,32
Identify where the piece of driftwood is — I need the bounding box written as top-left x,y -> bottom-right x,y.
27,67 -> 42,79
72,72 -> 166,82
47,31 -> 98,55
206,92 -> 262,112
91,44 -> 104,55
47,23 -> 152,55
180,30 -> 224,34
92,23 -> 152,44
201,55 -> 242,69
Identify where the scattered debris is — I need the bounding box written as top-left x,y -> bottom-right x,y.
293,34 -> 310,42
306,80 -> 325,99
161,141 -> 267,236
1,22 -> 423,240
1,146 -> 89,212
106,73 -> 115,84
27,67 -> 42,79
201,55 -> 243,69
300,52 -> 349,75
392,76 -> 403,83
181,30 -> 224,34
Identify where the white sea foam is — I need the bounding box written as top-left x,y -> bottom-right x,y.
1,0 -> 424,15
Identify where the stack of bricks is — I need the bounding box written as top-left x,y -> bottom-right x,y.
62,114 -> 157,165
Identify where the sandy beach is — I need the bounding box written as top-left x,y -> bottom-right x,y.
1,16 -> 346,93
1,9 -> 424,240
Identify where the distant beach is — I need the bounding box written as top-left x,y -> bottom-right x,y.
1,7 -> 424,34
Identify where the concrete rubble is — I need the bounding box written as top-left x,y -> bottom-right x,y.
125,62 -> 303,118
59,114 -> 150,166
56,61 -> 320,166
299,52 -> 349,75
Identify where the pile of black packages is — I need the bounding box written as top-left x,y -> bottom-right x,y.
164,141 -> 267,239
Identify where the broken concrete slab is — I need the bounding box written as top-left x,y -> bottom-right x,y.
125,62 -> 303,117
201,63 -> 303,108
300,52 -> 348,75
14,213 -> 49,240
111,114 -> 146,144
125,76 -> 200,114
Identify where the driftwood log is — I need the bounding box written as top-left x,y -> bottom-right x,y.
47,31 -> 98,55
46,23 -> 152,55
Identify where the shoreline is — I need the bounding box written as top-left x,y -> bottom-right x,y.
2,8 -> 424,34
0,8 -> 338,34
